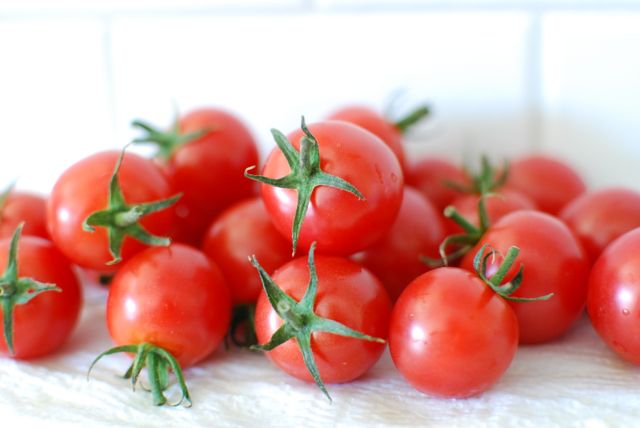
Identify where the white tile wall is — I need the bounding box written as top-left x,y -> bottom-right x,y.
0,2 -> 639,193
540,12 -> 640,188
0,18 -> 112,193
109,12 -> 532,162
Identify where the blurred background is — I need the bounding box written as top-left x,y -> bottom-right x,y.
0,0 -> 639,193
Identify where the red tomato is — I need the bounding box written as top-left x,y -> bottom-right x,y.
504,155 -> 586,215
254,255 -> 391,384
460,211 -> 589,344
326,105 -> 406,170
406,157 -> 470,213
167,108 -> 259,246
0,191 -> 48,239
202,197 -> 291,304
446,189 -> 537,235
389,267 -> 518,397
560,188 -> 640,264
47,151 -> 176,271
588,228 -> 640,364
0,236 -> 82,359
259,120 -> 403,255
107,244 -> 231,368
354,187 -> 446,301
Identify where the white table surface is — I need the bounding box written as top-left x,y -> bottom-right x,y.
1,281 -> 639,428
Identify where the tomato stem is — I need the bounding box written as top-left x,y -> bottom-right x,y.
249,242 -> 385,401
88,342 -> 192,407
393,104 -> 430,134
426,194 -> 495,267
82,145 -> 182,266
131,116 -> 208,160
0,223 -> 61,355
0,181 -> 16,217
245,117 -> 365,255
473,244 -> 554,302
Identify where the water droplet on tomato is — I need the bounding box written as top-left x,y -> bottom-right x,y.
622,308 -> 630,316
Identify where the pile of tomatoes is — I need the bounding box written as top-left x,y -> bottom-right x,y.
2,103 -> 640,407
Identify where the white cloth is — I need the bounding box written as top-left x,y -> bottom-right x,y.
1,284 -> 638,427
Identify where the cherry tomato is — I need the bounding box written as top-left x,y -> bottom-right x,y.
47,150 -> 176,271
259,120 -> 403,255
460,211 -> 590,344
560,187 -> 640,264
167,108 -> 259,246
0,191 -> 48,239
326,105 -> 406,170
389,267 -> 518,397
254,255 -> 391,384
354,187 -> 446,301
406,157 -> 470,213
504,155 -> 586,215
107,244 -> 231,368
446,189 -> 537,235
588,228 -> 640,364
0,236 -> 82,359
202,197 -> 291,304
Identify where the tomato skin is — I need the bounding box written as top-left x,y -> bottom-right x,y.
504,155 -> 586,215
326,105 -> 405,170
107,244 -> 231,368
446,189 -> 537,235
47,151 -> 176,271
254,255 -> 391,383
560,188 -> 640,264
460,210 -> 590,344
406,157 -> 470,213
354,187 -> 446,301
168,108 -> 259,246
0,236 -> 82,359
587,228 -> 640,364
260,121 -> 403,255
0,192 -> 48,239
389,267 -> 518,398
202,197 -> 291,304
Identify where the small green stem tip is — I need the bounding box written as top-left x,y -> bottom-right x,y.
0,223 -> 60,355
88,342 -> 192,407
393,104 -> 430,134
473,244 -> 553,302
82,145 -> 182,266
131,113 -> 209,160
245,117 -> 365,256
248,242 -> 385,401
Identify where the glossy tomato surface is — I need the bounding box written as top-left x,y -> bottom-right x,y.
355,187 -> 446,301
326,105 -> 405,170
389,267 -> 518,398
260,120 -> 403,255
107,244 -> 231,368
0,236 -> 82,359
47,151 -> 176,271
406,157 -> 470,213
460,210 -> 590,344
0,192 -> 48,239
168,108 -> 259,246
254,255 -> 391,384
504,155 -> 586,215
560,187 -> 640,264
202,197 -> 291,304
446,189 -> 537,235
587,228 -> 640,364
